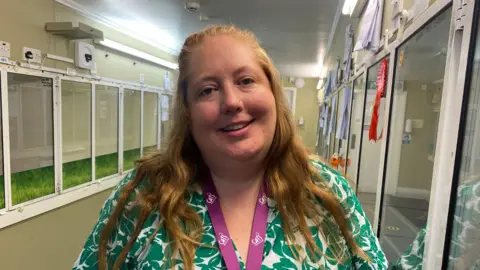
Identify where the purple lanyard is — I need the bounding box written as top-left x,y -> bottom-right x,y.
202,176 -> 268,270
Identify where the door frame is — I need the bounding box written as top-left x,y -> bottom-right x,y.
439,0 -> 480,268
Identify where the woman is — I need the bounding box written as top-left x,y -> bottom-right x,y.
74,25 -> 387,270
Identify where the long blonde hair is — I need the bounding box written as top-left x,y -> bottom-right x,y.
98,25 -> 368,269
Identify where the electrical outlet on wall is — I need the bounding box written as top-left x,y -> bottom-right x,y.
23,47 -> 42,64
0,41 -> 11,58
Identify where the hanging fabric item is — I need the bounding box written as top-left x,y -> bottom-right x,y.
343,24 -> 354,69
354,0 -> 381,52
323,71 -> 333,97
337,85 -> 353,140
369,59 -> 388,141
343,25 -> 354,80
333,59 -> 341,87
316,104 -> 323,149
319,104 -> 325,129
337,24 -> 355,140
328,95 -> 338,139
323,103 -> 330,136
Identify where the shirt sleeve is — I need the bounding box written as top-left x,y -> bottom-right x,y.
72,171 -> 138,270
309,159 -> 388,269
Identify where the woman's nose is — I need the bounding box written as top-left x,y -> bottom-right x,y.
220,83 -> 243,114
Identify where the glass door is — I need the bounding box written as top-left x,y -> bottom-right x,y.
356,57 -> 390,225
378,7 -> 452,265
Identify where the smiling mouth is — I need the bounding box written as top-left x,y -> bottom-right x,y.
220,119 -> 255,132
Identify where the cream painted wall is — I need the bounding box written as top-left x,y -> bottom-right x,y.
0,189 -> 111,270
396,81 -> 438,190
281,78 -> 319,152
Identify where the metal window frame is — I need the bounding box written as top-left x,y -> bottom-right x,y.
92,81 -> 122,182
91,81 -> 122,182
0,69 -> 10,213
0,60 -> 172,227
55,76 -> 93,194
3,67 -> 59,210
441,0 -> 480,267
57,76 -> 94,194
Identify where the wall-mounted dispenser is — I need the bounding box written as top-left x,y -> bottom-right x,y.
75,41 -> 96,70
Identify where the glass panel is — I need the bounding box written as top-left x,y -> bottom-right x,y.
96,85 -> 119,179
62,81 -> 92,189
356,56 -> 390,225
160,95 -> 172,149
447,8 -> 480,269
379,8 -> 451,264
143,92 -> 158,156
8,73 -> 55,204
123,89 -> 141,171
0,74 -> 3,209
346,75 -> 366,191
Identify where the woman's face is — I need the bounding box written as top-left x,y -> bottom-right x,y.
186,35 -> 277,164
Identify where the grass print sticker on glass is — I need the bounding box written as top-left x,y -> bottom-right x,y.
62,80 -> 92,190
8,73 -> 55,204
96,85 -> 119,179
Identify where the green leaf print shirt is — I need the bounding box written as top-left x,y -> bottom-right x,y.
73,160 -> 388,269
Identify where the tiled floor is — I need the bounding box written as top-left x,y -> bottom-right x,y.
357,192 -> 429,264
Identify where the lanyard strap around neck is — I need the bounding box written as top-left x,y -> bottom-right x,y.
202,176 -> 269,270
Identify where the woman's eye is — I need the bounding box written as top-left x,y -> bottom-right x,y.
199,87 -> 215,97
239,78 -> 254,86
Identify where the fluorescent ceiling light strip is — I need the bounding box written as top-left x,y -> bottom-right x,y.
342,0 -> 358,15
99,39 -> 178,70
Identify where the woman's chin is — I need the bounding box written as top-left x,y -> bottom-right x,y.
223,146 -> 264,161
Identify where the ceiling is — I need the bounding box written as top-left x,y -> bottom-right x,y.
69,0 -> 346,78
